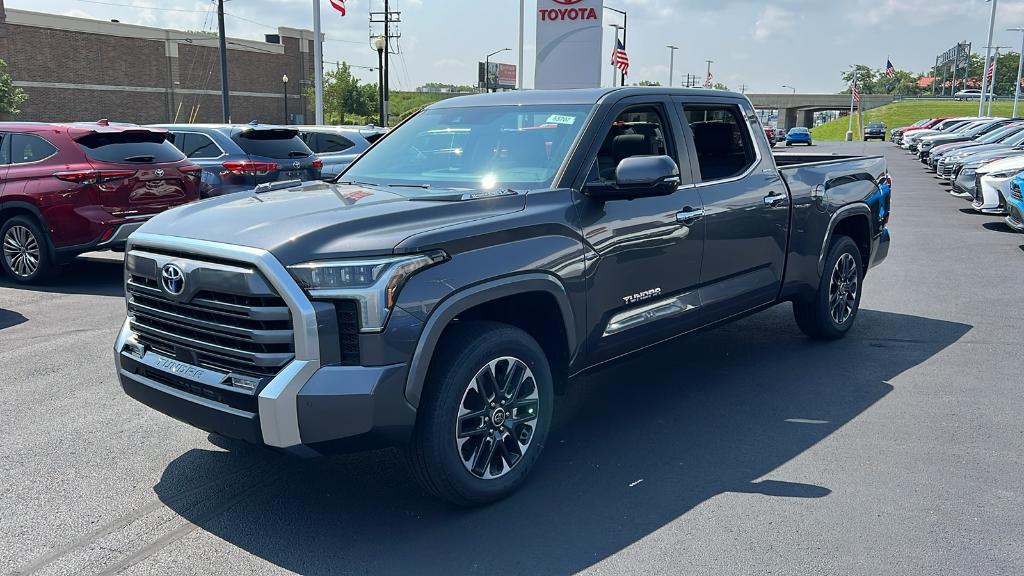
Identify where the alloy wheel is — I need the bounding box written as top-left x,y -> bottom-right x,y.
829,252 -> 859,325
3,225 -> 41,278
456,356 -> 540,480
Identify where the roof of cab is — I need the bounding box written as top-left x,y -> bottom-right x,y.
427,86 -> 743,109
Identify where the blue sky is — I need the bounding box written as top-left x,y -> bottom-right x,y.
10,0 -> 1024,93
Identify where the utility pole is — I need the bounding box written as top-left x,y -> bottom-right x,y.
666,45 -> 678,87
1010,28 -> 1024,117
216,0 -> 230,122
518,0 -> 524,90
370,1 -> 400,126
980,0 -> 998,116
846,69 -> 856,142
313,0 -> 323,124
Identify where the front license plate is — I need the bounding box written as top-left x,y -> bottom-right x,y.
139,351 -> 226,387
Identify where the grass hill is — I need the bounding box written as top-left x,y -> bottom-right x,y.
811,99 -> 1021,141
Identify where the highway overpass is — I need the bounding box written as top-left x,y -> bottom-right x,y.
746,94 -> 896,128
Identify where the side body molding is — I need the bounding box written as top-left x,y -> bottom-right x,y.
402,273 -> 577,408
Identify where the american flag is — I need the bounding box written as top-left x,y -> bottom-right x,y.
852,80 -> 861,102
986,60 -> 995,81
329,0 -> 346,16
885,59 -> 896,79
611,38 -> 629,76
704,71 -> 713,88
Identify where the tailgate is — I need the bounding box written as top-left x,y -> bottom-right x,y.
75,130 -> 191,211
231,128 -> 319,184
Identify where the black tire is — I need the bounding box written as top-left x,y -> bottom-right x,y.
786,141 -> 792,147
793,235 -> 863,340
1,215 -> 57,284
406,321 -> 554,506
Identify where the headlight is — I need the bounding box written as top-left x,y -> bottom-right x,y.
986,170 -> 1019,179
288,251 -> 447,332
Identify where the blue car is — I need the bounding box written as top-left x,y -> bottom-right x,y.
152,122 -> 321,197
1006,173 -> 1024,231
295,125 -> 387,181
786,127 -> 813,146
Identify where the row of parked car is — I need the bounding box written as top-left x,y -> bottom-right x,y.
892,116 -> 1024,230
0,120 -> 386,283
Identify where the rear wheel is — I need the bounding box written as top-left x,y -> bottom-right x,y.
407,321 -> 554,506
1,216 -> 56,284
793,235 -> 863,340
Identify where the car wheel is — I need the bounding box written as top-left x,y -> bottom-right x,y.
407,321 -> 554,506
786,141 -> 792,147
793,235 -> 863,340
1,215 -> 56,284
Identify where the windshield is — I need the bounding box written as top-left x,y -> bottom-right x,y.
343,104 -> 592,193
979,124 -> 1023,143
789,127 -> 809,134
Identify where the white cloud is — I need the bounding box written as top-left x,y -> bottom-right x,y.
754,6 -> 793,42
434,58 -> 465,68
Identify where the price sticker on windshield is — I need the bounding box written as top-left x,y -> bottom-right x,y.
546,114 -> 576,125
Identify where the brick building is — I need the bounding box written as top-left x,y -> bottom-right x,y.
0,1 -> 318,124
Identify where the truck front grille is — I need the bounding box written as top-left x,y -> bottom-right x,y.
125,251 -> 295,380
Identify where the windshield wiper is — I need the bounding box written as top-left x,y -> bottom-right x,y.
335,180 -> 379,187
385,183 -> 434,189
122,155 -> 156,162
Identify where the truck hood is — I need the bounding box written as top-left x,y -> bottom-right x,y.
133,180 -> 527,265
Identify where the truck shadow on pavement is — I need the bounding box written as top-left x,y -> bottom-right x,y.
0,254 -> 124,297
154,306 -> 970,575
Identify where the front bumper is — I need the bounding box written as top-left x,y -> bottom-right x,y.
972,175 -> 1009,213
1006,196 -> 1024,230
113,233 -> 419,454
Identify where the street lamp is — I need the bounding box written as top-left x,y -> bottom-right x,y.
281,74 -> 289,124
374,35 -> 386,126
484,47 -> 511,93
604,6 -> 627,87
782,84 -> 796,94
667,45 -> 678,87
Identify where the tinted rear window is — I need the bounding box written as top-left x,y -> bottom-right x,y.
76,131 -> 184,163
363,132 -> 385,144
232,129 -> 312,159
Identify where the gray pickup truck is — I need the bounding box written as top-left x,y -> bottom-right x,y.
114,88 -> 891,505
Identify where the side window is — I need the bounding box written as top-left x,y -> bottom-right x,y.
684,104 -> 756,182
182,133 -> 221,159
317,133 -> 355,153
587,105 -> 672,184
10,134 -> 58,164
0,133 -> 8,164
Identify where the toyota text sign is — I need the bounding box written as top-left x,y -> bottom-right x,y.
534,0 -> 603,89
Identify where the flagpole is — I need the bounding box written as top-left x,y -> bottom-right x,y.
313,0 -> 324,125
846,70 -> 856,142
980,0 -> 998,116
517,0 -> 524,90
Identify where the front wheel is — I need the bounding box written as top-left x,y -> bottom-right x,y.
793,235 -> 863,340
406,321 -> 554,506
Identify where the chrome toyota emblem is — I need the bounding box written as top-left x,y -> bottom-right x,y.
160,263 -> 185,295
292,160 -> 300,169
154,168 -> 165,178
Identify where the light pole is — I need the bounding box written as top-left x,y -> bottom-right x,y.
604,6 -> 627,86
374,35 -> 386,126
846,67 -> 857,142
1011,28 -> 1024,117
484,47 -> 511,93
667,45 -> 678,87
281,75 -> 289,124
608,24 -> 623,87
782,84 -> 796,94
980,0 -> 999,116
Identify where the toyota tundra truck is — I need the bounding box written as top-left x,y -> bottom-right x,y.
114,88 -> 891,506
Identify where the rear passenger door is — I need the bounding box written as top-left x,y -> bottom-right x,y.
0,133 -> 9,195
675,96 -> 789,321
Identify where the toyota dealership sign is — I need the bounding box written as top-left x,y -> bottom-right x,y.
534,0 -> 603,89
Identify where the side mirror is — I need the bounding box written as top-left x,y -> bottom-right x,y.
584,155 -> 681,200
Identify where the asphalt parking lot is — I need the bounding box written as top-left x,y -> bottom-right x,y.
2,141 -> 1022,576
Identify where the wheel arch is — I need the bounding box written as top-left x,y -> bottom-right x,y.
404,273 -> 577,408
0,201 -> 55,260
819,203 -> 872,276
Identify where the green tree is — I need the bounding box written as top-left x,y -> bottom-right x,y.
0,58 -> 27,115
312,62 -> 378,125
841,64 -> 881,94
710,82 -> 730,91
635,80 -> 661,86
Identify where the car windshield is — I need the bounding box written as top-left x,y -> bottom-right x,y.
980,124 -> 1023,143
868,123 -> 884,129
343,104 -> 592,193
789,128 -> 808,134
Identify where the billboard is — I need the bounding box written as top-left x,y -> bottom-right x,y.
478,62 -> 517,90
534,0 -> 603,89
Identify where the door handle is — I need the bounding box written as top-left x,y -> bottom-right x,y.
676,208 -> 705,224
763,192 -> 787,207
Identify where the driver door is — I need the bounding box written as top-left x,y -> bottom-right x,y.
574,97 -> 706,364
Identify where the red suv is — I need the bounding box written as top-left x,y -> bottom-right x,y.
0,121 -> 201,283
